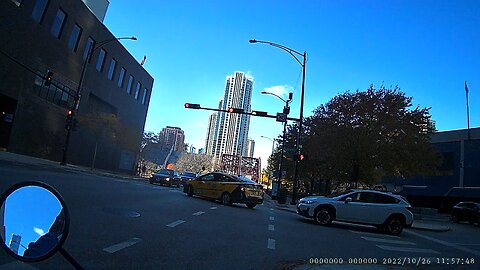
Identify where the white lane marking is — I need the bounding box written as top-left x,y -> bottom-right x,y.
103,238 -> 142,254
376,245 -> 440,254
269,216 -> 275,221
349,230 -> 400,239
268,225 -> 275,231
166,220 -> 186,228
210,207 -> 218,210
405,230 -> 480,257
361,236 -> 416,245
193,211 -> 205,216
267,238 -> 276,250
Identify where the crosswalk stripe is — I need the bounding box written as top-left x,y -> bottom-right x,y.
361,236 -> 416,245
376,245 -> 440,254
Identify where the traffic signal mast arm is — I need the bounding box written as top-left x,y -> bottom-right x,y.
184,103 -> 300,121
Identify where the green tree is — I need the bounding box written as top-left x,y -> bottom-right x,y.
305,85 -> 439,187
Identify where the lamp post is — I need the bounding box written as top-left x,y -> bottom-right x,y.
261,91 -> 292,202
250,39 -> 306,204
61,36 -> 137,165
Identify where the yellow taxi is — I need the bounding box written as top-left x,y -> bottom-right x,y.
183,172 -> 264,208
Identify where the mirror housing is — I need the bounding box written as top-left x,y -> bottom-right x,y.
0,181 -> 70,262
345,197 -> 353,204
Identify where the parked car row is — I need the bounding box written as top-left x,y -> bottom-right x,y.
451,201 -> 480,225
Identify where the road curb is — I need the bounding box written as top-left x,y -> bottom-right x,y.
409,225 -> 451,232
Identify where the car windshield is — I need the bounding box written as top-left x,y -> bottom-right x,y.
2,1 -> 478,269
158,169 -> 174,175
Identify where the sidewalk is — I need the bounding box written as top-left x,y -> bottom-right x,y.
0,151 -> 146,182
264,195 -> 451,232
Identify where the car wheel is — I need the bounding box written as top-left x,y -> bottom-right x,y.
314,208 -> 333,225
221,192 -> 232,206
451,214 -> 459,223
186,185 -> 194,197
385,217 -> 404,235
246,203 -> 256,209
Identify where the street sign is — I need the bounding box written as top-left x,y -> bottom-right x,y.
276,113 -> 287,122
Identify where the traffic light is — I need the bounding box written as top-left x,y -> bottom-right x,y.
251,110 -> 268,116
283,106 -> 290,115
228,108 -> 244,113
293,153 -> 305,161
184,103 -> 201,109
44,71 -> 54,86
65,110 -> 73,130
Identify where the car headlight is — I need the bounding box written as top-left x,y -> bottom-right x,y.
300,200 -> 315,204
165,178 -> 170,181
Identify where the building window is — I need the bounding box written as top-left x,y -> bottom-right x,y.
83,37 -> 94,61
107,59 -> 116,80
96,48 -> 106,71
142,88 -> 148,105
126,75 -> 134,94
50,9 -> 66,39
33,74 -> 75,109
10,0 -> 23,7
32,0 -> 48,23
134,82 -> 141,99
67,24 -> 82,52
117,68 -> 126,88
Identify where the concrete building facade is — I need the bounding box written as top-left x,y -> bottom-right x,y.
0,0 -> 154,173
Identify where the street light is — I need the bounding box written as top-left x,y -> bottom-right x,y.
250,39 -> 306,205
260,135 -> 277,154
261,91 -> 292,202
61,36 -> 137,165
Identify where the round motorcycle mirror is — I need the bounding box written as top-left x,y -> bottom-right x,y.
0,181 -> 70,262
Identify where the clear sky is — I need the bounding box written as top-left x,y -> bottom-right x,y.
104,0 -> 479,169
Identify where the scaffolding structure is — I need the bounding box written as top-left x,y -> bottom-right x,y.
220,154 -> 261,182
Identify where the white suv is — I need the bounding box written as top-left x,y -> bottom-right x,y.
297,189 -> 413,235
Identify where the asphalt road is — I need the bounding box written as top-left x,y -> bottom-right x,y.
0,162 -> 479,270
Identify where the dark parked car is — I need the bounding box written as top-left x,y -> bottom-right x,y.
180,172 -> 197,186
150,169 -> 181,187
451,202 -> 480,225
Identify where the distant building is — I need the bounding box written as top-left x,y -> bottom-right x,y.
198,148 -> 205,155
246,138 -> 255,157
382,127 -> 480,210
159,126 -> 185,152
205,71 -> 253,158
0,0 -> 153,173
9,234 -> 21,255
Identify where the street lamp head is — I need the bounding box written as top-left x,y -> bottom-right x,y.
261,91 -> 267,94
130,37 -> 138,40
249,39 -> 258,44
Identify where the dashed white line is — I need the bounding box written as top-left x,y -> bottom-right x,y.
268,225 -> 275,231
210,207 -> 218,210
376,245 -> 440,254
267,238 -> 276,250
269,216 -> 275,221
361,236 -> 416,245
193,211 -> 205,216
103,237 -> 142,253
166,220 -> 186,228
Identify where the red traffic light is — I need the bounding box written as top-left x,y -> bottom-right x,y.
67,110 -> 73,116
228,108 -> 244,113
185,103 -> 201,109
299,154 -> 305,161
44,71 -> 54,86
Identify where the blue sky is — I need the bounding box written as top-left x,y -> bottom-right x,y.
4,187 -> 62,256
104,0 -> 479,168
